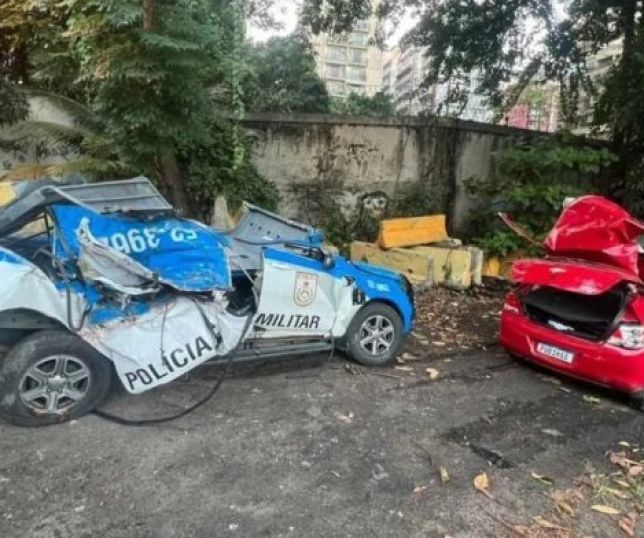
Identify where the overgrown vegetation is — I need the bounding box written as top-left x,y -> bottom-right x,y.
242,36 -> 330,114
0,0 -> 284,217
331,91 -> 396,117
466,136 -> 618,257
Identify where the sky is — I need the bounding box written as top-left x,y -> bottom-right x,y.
247,1 -> 420,48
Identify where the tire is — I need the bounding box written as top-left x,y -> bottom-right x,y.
0,330 -> 112,427
344,302 -> 405,367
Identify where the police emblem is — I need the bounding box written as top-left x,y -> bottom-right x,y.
294,272 -> 318,307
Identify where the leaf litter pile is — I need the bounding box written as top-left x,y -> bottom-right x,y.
413,279 -> 507,354
491,442 -> 644,537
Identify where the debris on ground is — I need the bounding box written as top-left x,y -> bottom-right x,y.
413,281 -> 507,354
506,442 -> 644,537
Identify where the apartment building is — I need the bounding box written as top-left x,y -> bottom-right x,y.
382,45 -> 492,121
311,5 -> 384,98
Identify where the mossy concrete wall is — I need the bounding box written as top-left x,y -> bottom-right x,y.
242,113 -> 530,235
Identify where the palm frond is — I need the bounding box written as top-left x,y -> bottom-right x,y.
1,120 -> 86,156
1,164 -> 53,181
21,88 -> 95,123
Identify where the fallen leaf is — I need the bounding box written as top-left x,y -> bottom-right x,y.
591,504 -> 620,515
531,472 -> 554,485
439,466 -> 450,484
344,364 -> 360,375
532,516 -> 566,530
473,472 -> 493,498
604,487 -> 630,500
583,395 -> 601,404
413,485 -> 427,494
425,368 -> 440,380
335,413 -> 353,424
394,366 -> 413,372
542,428 -> 565,437
555,500 -> 576,517
618,441 -> 631,448
629,465 -> 643,477
613,479 -> 631,489
618,512 -> 637,538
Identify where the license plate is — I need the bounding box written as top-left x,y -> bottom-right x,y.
537,343 -> 574,364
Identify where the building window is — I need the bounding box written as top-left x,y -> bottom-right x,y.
327,46 -> 346,62
347,85 -> 365,95
325,63 -> 345,80
353,19 -> 370,32
348,48 -> 367,65
346,66 -> 367,83
349,32 -> 368,47
328,33 -> 348,45
327,81 -> 345,97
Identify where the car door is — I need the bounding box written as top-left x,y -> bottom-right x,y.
251,247 -> 339,340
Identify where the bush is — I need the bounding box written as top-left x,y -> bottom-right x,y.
466,135 -> 618,258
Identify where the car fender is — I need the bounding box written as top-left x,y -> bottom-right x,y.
335,259 -> 415,332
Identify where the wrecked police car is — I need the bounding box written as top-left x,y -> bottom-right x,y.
500,195 -> 644,407
0,178 -> 414,426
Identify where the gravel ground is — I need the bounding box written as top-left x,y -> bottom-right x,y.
1,284 -> 643,538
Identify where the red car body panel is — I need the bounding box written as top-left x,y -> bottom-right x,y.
544,195 -> 644,277
512,258 -> 642,295
499,196 -> 644,395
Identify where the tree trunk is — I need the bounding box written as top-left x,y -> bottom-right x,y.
143,0 -> 155,31
141,1 -> 190,216
160,153 -> 190,215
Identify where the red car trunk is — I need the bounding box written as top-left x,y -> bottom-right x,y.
499,196 -> 644,398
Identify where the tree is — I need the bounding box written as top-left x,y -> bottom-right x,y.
300,0 -> 644,211
331,91 -> 396,117
243,36 -> 330,113
0,0 -> 281,216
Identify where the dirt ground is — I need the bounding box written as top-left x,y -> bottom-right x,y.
1,283 -> 644,537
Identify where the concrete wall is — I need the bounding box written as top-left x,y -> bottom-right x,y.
242,113 -> 531,234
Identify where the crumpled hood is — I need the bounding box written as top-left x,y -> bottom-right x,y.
544,195 -> 644,278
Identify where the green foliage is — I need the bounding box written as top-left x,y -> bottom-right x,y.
1,0 -> 279,217
0,76 -> 28,126
319,207 -> 379,254
243,37 -> 330,113
185,123 -> 280,220
331,91 -> 395,117
467,137 -> 618,257
390,185 -> 443,218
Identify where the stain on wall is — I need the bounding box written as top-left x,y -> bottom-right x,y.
243,113 -> 534,235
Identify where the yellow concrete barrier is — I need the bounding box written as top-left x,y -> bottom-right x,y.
350,241 -> 434,288
410,246 -> 473,290
377,215 -> 449,250
0,183 -> 17,207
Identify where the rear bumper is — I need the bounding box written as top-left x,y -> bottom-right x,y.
500,302 -> 644,394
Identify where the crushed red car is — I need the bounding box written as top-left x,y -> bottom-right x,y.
499,195 -> 644,407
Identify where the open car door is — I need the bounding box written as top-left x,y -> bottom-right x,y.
252,247 -> 344,340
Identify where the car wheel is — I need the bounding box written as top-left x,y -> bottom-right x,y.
0,330 -> 112,427
344,303 -> 404,367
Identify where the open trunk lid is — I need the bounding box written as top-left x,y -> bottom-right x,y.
512,258 -> 642,295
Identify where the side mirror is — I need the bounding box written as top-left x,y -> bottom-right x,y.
323,252 -> 335,269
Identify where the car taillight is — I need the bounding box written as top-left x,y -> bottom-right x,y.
503,292 -> 521,314
608,325 -> 644,350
